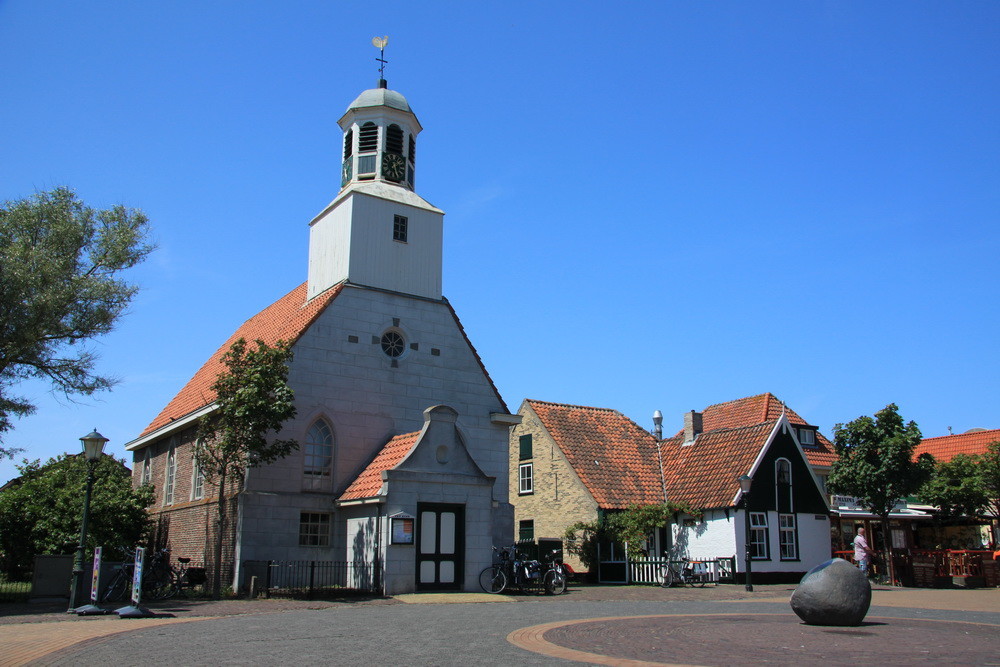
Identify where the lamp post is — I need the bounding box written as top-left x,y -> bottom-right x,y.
738,473 -> 754,592
68,429 -> 108,612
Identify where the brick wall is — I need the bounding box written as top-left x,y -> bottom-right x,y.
510,403 -> 599,573
131,429 -> 239,589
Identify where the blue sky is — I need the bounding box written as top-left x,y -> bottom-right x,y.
1,1 -> 997,485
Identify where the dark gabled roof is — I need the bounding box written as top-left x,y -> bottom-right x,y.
524,399 -> 664,509
661,420 -> 778,509
139,282 -> 343,439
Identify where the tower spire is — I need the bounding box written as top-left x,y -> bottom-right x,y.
372,35 -> 389,88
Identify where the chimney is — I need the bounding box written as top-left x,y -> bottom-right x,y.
683,410 -> 703,444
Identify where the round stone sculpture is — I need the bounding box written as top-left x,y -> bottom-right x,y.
789,558 -> 871,626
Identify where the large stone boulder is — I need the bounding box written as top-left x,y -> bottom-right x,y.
789,558 -> 871,626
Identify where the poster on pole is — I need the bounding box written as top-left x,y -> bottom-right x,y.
89,546 -> 103,603
131,547 -> 145,605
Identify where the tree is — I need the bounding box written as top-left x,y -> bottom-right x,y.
563,502 -> 698,570
919,453 -> 987,518
0,454 -> 153,578
195,338 -> 298,597
827,403 -> 934,583
0,187 -> 153,456
978,441 -> 1000,545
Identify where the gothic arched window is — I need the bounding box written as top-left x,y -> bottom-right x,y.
303,418 -> 334,491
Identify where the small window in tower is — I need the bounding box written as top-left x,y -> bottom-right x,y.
358,122 -> 378,153
343,129 -> 353,159
393,215 -> 408,243
408,135 -> 416,164
386,124 -> 404,155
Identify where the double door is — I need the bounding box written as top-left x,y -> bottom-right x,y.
416,503 -> 464,590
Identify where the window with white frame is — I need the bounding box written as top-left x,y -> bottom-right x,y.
779,514 -> 798,560
141,449 -> 151,486
798,428 -> 816,446
776,458 -> 791,485
164,443 -> 177,505
299,512 -> 331,547
749,512 -> 769,559
303,419 -> 334,491
519,462 -> 533,495
191,456 -> 205,501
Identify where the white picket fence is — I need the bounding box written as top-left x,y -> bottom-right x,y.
628,556 -> 734,585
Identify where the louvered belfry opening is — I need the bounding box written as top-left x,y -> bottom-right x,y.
386,124 -> 404,155
358,122 -> 378,153
408,135 -> 416,164
343,129 -> 353,159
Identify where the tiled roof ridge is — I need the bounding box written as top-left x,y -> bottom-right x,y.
702,391 -> 776,413
921,428 -> 1000,443
525,398 -> 626,416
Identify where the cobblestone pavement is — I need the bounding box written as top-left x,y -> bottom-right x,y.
0,584 -> 997,666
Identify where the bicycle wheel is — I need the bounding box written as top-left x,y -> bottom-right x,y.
478,565 -> 507,593
660,566 -> 678,588
543,569 -> 567,595
101,570 -> 129,602
144,567 -> 177,600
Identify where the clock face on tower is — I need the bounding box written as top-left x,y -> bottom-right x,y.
382,152 -> 406,182
341,158 -> 353,187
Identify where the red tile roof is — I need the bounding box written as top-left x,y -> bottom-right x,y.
661,420 -> 778,509
525,399 -> 664,509
914,428 -> 1000,463
138,282 -> 343,438
681,393 -> 838,469
339,430 -> 420,501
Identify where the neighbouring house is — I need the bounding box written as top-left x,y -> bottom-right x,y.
125,76 -> 519,594
511,393 -> 834,583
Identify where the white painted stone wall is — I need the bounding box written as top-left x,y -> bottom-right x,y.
670,510 -> 738,562
237,284 -> 512,568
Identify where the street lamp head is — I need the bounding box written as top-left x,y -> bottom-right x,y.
80,429 -> 109,461
738,473 -> 753,495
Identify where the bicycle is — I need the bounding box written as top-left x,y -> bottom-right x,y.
540,549 -> 567,595
479,545 -> 548,595
100,548 -> 180,602
659,556 -> 710,587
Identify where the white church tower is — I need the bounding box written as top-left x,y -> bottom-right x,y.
307,77 -> 444,301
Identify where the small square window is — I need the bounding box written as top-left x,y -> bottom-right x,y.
519,462 -> 533,495
798,428 -> 816,446
393,215 -> 408,242
299,512 -> 331,547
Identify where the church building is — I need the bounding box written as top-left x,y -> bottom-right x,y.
125,76 -> 519,594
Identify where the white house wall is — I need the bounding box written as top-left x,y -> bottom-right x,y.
671,510 -> 737,562
732,511 -> 831,574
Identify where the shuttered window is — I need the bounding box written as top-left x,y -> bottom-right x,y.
343,129 -> 353,159
386,124 -> 403,155
358,122 -> 378,153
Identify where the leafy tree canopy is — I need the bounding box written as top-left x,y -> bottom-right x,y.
0,187 -> 154,456
918,453 -> 987,518
0,454 -> 153,578
826,403 -> 933,519
564,501 -> 698,568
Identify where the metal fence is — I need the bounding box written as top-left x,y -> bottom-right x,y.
242,560 -> 382,598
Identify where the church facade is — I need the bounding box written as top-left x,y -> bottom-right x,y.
126,78 -> 518,594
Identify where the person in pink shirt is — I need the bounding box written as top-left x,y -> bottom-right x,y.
853,527 -> 875,574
